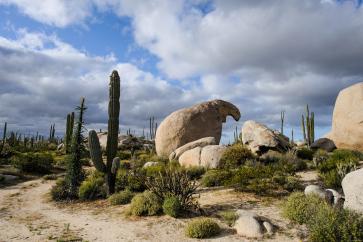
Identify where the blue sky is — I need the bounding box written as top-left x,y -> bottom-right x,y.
0,0 -> 362,143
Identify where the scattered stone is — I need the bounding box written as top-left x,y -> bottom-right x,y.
325,82 -> 363,152
342,168 -> 363,214
233,210 -> 275,238
143,162 -> 160,168
155,99 -> 241,157
310,138 -> 336,152
241,120 -> 291,155
304,185 -> 326,199
169,137 -> 216,161
262,221 -> 274,234
57,143 -> 64,151
326,188 -> 344,206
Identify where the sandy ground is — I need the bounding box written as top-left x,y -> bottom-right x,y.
0,178 -> 307,242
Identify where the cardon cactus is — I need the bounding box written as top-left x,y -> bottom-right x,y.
88,70 -> 120,195
65,112 -> 75,153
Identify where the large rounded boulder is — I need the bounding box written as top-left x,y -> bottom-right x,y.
326,82 -> 363,152
342,168 -> 363,214
155,100 -> 240,157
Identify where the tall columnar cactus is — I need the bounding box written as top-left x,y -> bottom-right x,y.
65,97 -> 86,198
49,124 -> 56,142
280,110 -> 285,135
0,122 -> 7,154
65,112 -> 75,153
88,70 -> 120,195
301,104 -> 315,147
149,116 -> 157,140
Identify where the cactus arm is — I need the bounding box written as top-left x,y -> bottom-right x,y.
88,130 -> 106,173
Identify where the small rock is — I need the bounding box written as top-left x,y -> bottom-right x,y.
142,162 -> 160,168
234,210 -> 263,238
326,188 -> 344,205
262,221 -> 274,234
304,185 -> 326,199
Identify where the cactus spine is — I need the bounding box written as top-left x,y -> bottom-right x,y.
301,104 -> 315,147
0,122 -> 7,154
88,70 -> 120,195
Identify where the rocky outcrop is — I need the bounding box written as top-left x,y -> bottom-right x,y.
169,137 -> 216,161
310,138 -> 336,152
326,82 -> 363,152
155,100 -> 241,157
342,168 -> 363,214
95,132 -> 152,151
233,210 -> 275,238
178,145 -> 227,168
241,120 -> 291,155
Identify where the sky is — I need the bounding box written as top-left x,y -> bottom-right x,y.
0,0 -> 362,144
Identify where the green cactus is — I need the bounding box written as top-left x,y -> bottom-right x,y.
281,110 -> 285,135
0,122 -> 7,154
65,112 -> 75,153
88,70 -> 120,195
301,104 -> 315,147
65,97 -> 86,198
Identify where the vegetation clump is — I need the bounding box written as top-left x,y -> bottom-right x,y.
129,190 -> 162,216
162,196 -> 182,218
218,210 -> 238,227
11,152 -> 53,173
78,172 -> 106,200
282,192 -> 363,242
108,190 -> 134,205
219,143 -> 254,169
185,218 -> 221,239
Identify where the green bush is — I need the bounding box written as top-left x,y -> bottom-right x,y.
318,149 -> 362,189
201,169 -> 232,187
218,210 -> 238,226
312,149 -> 329,168
42,174 -> 58,180
296,147 -> 314,160
11,152 -> 53,173
283,192 -> 363,242
116,151 -> 132,160
115,169 -> 147,192
185,218 -> 221,239
219,144 -> 254,169
51,178 -> 72,201
129,191 -> 162,216
184,166 -> 205,180
162,196 -> 181,218
108,190 -> 134,205
78,173 -> 106,200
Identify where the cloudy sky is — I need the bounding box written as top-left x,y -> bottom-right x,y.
0,0 -> 362,143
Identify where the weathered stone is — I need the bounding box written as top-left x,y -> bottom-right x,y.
169,137 -> 216,161
234,210 -> 263,238
310,138 -> 336,152
155,100 -> 240,157
143,162 -> 160,168
262,221 -> 274,234
304,185 -> 326,199
342,168 -> 363,214
241,120 -> 291,154
178,147 -> 202,167
200,145 -> 227,168
326,188 -> 344,206
326,82 -> 363,152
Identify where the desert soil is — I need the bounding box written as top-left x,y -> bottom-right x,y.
0,178 -> 307,242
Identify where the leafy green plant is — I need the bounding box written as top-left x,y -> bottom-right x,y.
282,192 -> 363,242
312,149 -> 329,168
51,178 -> 71,201
108,190 -> 134,205
78,172 -> 106,200
185,218 -> 221,239
296,147 -> 314,160
162,196 -> 181,218
11,152 -> 53,173
184,166 -> 205,180
201,169 -> 232,187
129,191 -> 162,216
219,143 -> 254,169
218,210 -> 238,226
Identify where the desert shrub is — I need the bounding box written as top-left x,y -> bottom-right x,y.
318,149 -> 361,188
78,173 -> 106,200
115,168 -> 147,192
108,190 -> 134,205
283,192 -> 363,242
312,149 -> 329,168
184,166 -> 205,180
42,174 -> 58,180
51,178 -> 72,201
162,196 -> 181,218
11,152 -> 53,173
201,169 -> 232,187
296,147 -> 314,160
218,210 -> 238,226
185,218 -> 221,239
116,151 -> 132,160
143,164 -> 165,177
129,191 -> 162,216
145,168 -> 198,210
219,143 -> 254,169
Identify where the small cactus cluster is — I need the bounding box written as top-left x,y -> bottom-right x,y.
65,112 -> 75,153
88,70 -> 121,195
233,126 -> 242,144
301,104 -> 315,147
49,124 -> 56,142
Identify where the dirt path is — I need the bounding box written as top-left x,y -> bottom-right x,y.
0,179 -> 303,242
